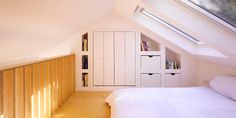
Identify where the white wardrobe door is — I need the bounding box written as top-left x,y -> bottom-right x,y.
125,32 -> 136,85
93,32 -> 104,85
114,32 -> 125,85
103,32 -> 114,85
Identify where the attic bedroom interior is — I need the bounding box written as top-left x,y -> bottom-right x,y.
0,0 -> 236,118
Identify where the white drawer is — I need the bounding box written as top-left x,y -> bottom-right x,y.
165,73 -> 181,87
141,55 -> 161,69
141,73 -> 161,87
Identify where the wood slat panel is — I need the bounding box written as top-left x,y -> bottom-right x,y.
33,64 -> 39,118
64,57 -> 68,99
71,55 -> 76,92
60,58 -> 65,103
66,56 -> 71,97
0,54 -> 75,118
15,67 -> 25,118
64,57 -> 68,98
0,72 -> 2,116
24,65 -> 32,118
3,69 -> 15,118
39,63 -> 45,118
54,59 -> 59,110
58,58 -> 62,106
44,61 -> 50,117
63,57 -> 67,100
68,56 -> 72,95
49,60 -> 55,114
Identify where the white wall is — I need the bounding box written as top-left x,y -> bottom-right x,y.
197,61 -> 236,86
29,13 -> 236,90
37,14 -> 200,90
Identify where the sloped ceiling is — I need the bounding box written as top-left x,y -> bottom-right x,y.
0,0 -> 115,68
138,0 -> 236,67
115,0 -> 236,67
0,0 -> 236,68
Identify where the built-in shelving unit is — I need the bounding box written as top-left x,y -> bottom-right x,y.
140,34 -> 160,52
165,47 -> 181,70
77,31 -> 182,90
164,47 -> 181,87
139,33 -> 162,87
139,33 -> 182,87
81,33 -> 89,88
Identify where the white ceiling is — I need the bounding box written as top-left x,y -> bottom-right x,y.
0,0 -> 115,67
0,0 -> 236,68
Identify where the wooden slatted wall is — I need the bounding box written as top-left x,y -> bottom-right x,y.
0,54 -> 75,118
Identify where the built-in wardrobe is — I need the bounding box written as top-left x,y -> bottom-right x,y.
78,31 -> 182,90
93,31 -> 136,86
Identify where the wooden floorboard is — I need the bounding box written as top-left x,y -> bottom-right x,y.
51,91 -> 111,118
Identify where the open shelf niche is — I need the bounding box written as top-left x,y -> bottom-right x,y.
80,33 -> 89,89
82,33 -> 88,51
82,73 -> 88,87
82,55 -> 88,69
165,47 -> 181,70
140,33 -> 160,52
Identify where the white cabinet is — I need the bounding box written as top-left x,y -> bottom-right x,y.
141,73 -> 161,87
124,32 -> 136,85
93,31 -> 136,86
93,32 -> 104,85
103,32 -> 114,85
141,55 -> 161,70
114,32 -> 125,85
165,73 -> 181,87
114,32 -> 136,85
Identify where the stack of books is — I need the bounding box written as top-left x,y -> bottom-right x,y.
82,56 -> 88,69
82,34 -> 88,51
166,60 -> 180,69
141,40 -> 151,51
82,73 -> 88,87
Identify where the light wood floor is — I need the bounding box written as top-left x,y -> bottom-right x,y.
51,91 -> 111,118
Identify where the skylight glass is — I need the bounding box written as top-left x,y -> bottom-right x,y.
184,0 -> 236,29
139,8 -> 202,44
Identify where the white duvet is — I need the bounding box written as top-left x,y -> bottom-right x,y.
105,87 -> 236,118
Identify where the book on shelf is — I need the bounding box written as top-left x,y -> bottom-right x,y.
141,40 -> 151,51
82,56 -> 88,69
82,73 -> 88,87
82,39 -> 88,51
85,74 -> 88,87
166,60 -> 180,69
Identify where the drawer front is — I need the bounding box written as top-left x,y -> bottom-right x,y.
141,73 -> 161,87
165,73 -> 181,87
141,55 -> 161,69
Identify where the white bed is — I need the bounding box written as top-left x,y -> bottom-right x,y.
105,87 -> 236,118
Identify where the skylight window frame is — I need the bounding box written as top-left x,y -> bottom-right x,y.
138,8 -> 202,44
179,0 -> 236,33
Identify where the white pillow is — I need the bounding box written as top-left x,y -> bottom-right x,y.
209,75 -> 236,101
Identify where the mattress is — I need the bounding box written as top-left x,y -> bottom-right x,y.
105,87 -> 236,118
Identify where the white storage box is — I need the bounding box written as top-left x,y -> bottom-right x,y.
141,55 -> 161,69
165,73 -> 181,87
141,73 -> 161,87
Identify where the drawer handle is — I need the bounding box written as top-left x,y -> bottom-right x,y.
148,55 -> 153,58
170,73 -> 175,75
148,73 -> 153,75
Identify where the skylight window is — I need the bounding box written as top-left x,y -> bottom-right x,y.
138,7 -> 202,44
180,0 -> 236,32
